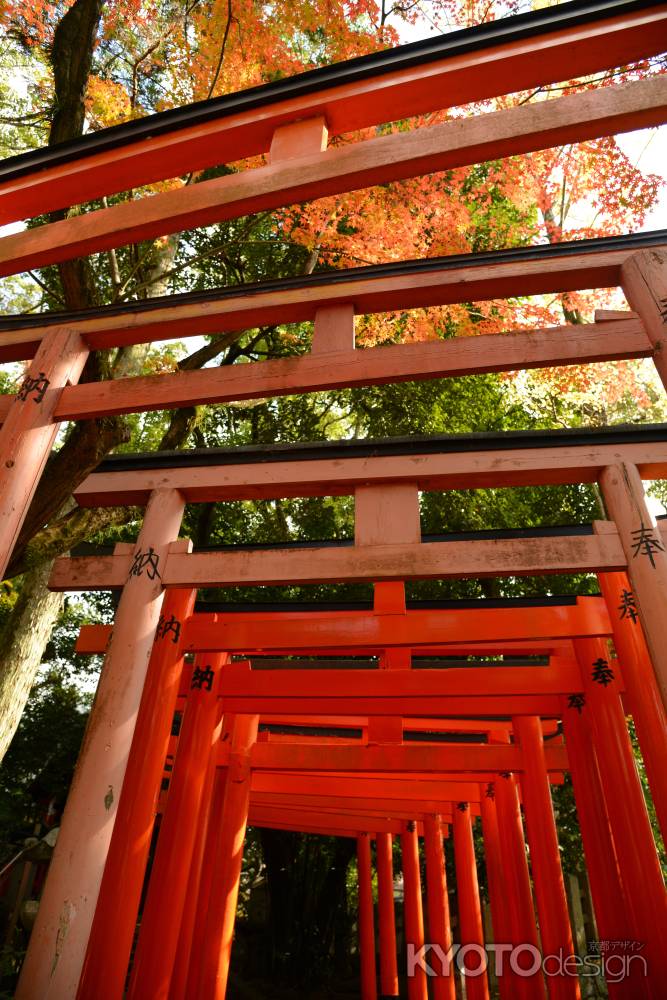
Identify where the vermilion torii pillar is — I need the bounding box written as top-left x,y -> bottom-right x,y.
0,325 -> 88,579
16,487 -> 186,1000
513,717 -> 579,1000
596,568 -> 667,843
375,831 -> 399,999
78,587 -> 196,999
178,737 -> 231,997
423,814 -> 455,1000
194,713 -> 259,999
478,785 -> 514,1000
128,652 -> 228,999
452,802 -> 489,1000
401,821 -> 428,1000
487,732 -> 543,999
561,697 -> 640,1000
599,464 -> 667,712
573,637 -> 667,998
357,832 -> 378,1000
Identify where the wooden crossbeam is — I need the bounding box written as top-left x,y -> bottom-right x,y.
215,662 -> 586,716
0,239 -> 658,362
235,694 -> 562,715
2,1 -> 663,224
0,244 -> 654,360
0,318 -> 650,419
1,76 -> 665,278
49,532 -> 625,590
252,790 -> 476,816
75,600 -> 608,651
70,439 -> 667,507
220,661 -> 580,698
250,772 -> 486,802
246,809 -> 409,837
75,623 -> 572,656
257,715 -> 562,735
230,741 -> 569,773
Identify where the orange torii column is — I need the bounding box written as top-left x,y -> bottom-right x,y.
194,713 -> 260,999
487,732 -> 543,1000
78,587 -> 196,999
595,568 -> 667,843
560,697 -> 641,1000
372,585 -> 406,999
423,814 -> 455,1000
573,638 -> 667,996
17,487 -> 185,1000
375,831 -> 399,999
358,832 -> 378,1000
452,802 -> 490,1000
478,784 -> 515,1000
128,653 -> 228,999
401,820 -> 428,1000
0,325 -> 88,579
173,716 -> 236,999
512,717 -> 579,1000
598,466 -> 667,712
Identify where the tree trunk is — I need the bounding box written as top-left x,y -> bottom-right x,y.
0,560 -> 63,762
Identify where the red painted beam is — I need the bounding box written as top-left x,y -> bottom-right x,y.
229,741 -> 569,773
2,3 -> 663,224
251,790 -> 471,817
1,76 -> 665,278
249,772 -> 482,802
219,660 -> 581,698
74,600 -> 609,653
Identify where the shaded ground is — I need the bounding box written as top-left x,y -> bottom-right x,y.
227,975 -> 361,999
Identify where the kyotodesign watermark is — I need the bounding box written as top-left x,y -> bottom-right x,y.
407,942 -> 647,983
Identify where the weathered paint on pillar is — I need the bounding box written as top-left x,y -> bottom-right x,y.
194,713 -> 259,999
357,832 -> 378,1000
513,716 -> 579,1000
16,487 -> 185,1000
561,697 -> 643,1000
375,831 -> 399,998
400,821 -> 428,1000
0,326 -> 88,579
620,248 -> 667,390
599,463 -> 667,711
128,652 -> 227,999
573,637 -> 667,998
78,586 -> 195,999
452,803 -> 490,1000
423,814 -> 455,1000
595,570 -> 667,844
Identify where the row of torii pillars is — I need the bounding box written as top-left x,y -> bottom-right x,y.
52,577 -> 666,1000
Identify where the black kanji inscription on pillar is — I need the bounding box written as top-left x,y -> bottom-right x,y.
17,372 -> 50,404
191,664 -> 215,692
591,658 -> 615,687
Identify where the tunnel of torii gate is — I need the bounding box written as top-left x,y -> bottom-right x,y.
0,0 -> 666,998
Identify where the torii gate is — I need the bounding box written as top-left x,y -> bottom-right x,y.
1,2 -> 666,998
68,589 -> 663,999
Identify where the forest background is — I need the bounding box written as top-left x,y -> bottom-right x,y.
0,0 -> 665,993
